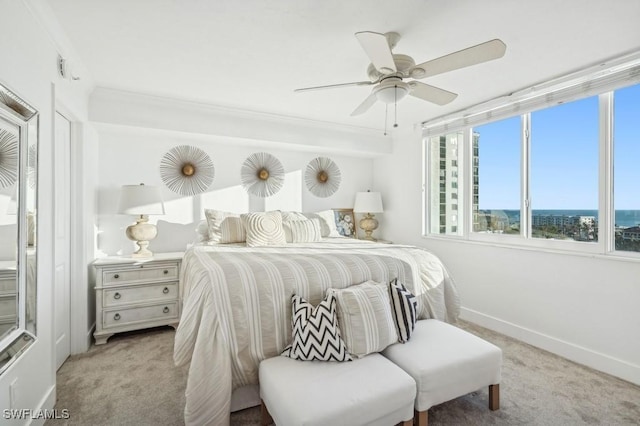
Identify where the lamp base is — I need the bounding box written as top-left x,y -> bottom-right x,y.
126,215 -> 157,258
359,213 -> 379,241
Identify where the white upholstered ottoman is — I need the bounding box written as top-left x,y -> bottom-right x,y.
259,353 -> 416,426
382,319 -> 502,426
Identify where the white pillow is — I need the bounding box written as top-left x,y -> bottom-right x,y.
303,210 -> 341,237
195,220 -> 209,242
283,219 -> 322,243
219,216 -> 246,243
240,211 -> 286,247
281,211 -> 308,222
153,220 -> 198,252
204,209 -> 239,243
329,280 -> 398,358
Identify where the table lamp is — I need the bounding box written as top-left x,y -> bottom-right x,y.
118,183 -> 165,257
353,191 -> 384,241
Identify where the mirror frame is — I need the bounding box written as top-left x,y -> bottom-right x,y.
0,81 -> 38,375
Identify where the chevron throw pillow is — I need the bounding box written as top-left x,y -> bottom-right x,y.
389,278 -> 418,343
281,293 -> 352,362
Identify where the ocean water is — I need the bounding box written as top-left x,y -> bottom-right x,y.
488,209 -> 640,228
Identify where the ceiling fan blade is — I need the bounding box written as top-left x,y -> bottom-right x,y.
355,31 -> 397,74
351,92 -> 378,116
294,81 -> 374,93
409,82 -> 457,105
411,39 -> 507,79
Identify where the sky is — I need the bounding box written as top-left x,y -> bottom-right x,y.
475,83 -> 639,210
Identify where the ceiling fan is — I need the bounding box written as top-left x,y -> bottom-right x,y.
295,31 -> 507,118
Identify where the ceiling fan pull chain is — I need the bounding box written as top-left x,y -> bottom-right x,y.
384,104 -> 388,136
394,84 -> 399,128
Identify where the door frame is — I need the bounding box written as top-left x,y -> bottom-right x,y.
55,98 -> 92,355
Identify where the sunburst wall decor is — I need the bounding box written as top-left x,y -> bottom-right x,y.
0,128 -> 18,189
305,157 -> 341,198
159,145 -> 215,196
240,152 -> 284,197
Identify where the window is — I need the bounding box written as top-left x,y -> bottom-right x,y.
530,96 -> 599,242
422,54 -> 640,258
472,117 -> 521,235
613,84 -> 640,253
428,132 -> 462,236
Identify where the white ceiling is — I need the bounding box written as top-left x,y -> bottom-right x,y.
46,0 -> 640,133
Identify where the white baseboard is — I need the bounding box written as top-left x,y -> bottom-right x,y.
27,384 -> 55,426
460,307 -> 640,386
71,322 -> 95,355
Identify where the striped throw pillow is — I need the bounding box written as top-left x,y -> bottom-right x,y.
389,278 -> 418,343
240,211 -> 286,247
281,293 -> 352,362
329,281 -> 397,358
283,219 -> 322,243
219,217 -> 246,243
204,209 -> 239,243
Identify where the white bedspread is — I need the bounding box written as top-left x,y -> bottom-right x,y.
174,239 -> 460,426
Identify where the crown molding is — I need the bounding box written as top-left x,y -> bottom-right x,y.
90,87 -> 392,157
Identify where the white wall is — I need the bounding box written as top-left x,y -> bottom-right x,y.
374,125 -> 640,385
0,0 -> 92,422
95,128 -> 375,256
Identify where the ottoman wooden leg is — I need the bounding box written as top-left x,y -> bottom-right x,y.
415,409 -> 428,426
261,400 -> 274,426
489,384 -> 500,410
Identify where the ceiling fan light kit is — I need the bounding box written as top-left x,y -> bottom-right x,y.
295,31 -> 507,132
373,78 -> 409,103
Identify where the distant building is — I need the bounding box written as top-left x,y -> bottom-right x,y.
531,215 -> 595,228
622,226 -> 640,241
430,133 -> 479,234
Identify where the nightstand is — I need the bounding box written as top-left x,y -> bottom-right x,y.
93,252 -> 183,345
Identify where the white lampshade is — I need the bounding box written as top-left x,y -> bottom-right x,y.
118,184 -> 165,215
353,191 -> 384,213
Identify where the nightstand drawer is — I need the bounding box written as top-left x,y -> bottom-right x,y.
103,282 -> 178,307
103,302 -> 179,328
102,264 -> 179,286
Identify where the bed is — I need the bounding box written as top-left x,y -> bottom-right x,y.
173,238 -> 460,426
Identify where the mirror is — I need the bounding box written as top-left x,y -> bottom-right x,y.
0,82 -> 37,374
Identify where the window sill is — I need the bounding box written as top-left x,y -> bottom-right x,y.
421,234 -> 640,263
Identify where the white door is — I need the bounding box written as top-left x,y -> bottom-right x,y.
54,111 -> 71,370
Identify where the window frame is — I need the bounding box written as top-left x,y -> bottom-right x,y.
421,52 -> 640,259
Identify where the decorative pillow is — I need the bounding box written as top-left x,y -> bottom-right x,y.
204,209 -> 240,243
219,217 -> 246,243
281,293 -> 352,362
283,219 -> 322,243
389,278 -> 418,343
303,210 -> 341,237
280,211 -> 308,222
240,211 -> 286,247
329,280 -> 397,358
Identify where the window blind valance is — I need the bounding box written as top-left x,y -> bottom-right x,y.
422,51 -> 640,137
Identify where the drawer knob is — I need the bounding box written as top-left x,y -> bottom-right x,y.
114,292 -> 121,300
163,306 -> 170,314
114,274 -> 120,279
163,287 -> 169,294
114,313 -> 121,321
163,270 -> 169,275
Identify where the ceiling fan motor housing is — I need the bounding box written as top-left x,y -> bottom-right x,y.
367,54 -> 416,80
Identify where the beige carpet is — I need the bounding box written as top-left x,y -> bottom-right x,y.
46,321 -> 640,426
